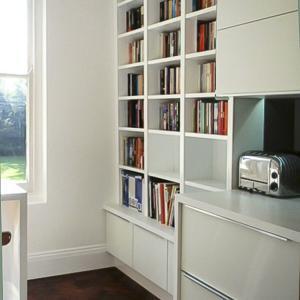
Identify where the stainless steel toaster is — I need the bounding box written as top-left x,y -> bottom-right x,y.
239,151 -> 300,197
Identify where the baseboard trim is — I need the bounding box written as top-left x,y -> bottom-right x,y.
28,244 -> 114,280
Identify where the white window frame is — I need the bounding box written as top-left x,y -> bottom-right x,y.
0,0 -> 47,204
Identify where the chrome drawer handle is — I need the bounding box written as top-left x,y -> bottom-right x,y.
183,271 -> 234,300
185,205 -> 289,242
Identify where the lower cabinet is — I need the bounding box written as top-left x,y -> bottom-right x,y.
106,212 -> 174,294
133,226 -> 168,290
106,212 -> 133,267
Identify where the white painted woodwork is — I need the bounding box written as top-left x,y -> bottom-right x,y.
217,12 -> 300,95
217,0 -> 298,30
106,213 -> 133,267
181,205 -> 300,300
181,273 -> 218,300
133,225 -> 168,289
167,242 -> 174,294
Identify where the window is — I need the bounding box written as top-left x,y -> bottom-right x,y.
0,0 -> 31,183
0,0 -> 46,203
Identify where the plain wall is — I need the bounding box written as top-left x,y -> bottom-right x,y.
28,0 -> 116,258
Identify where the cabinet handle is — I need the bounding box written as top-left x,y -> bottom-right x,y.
185,205 -> 289,242
183,271 -> 234,300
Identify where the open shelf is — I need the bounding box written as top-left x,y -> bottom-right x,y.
185,132 -> 228,141
148,56 -> 181,67
119,165 -> 145,174
119,95 -> 145,101
148,171 -> 181,184
185,93 -> 215,98
117,0 -> 144,9
186,6 -> 217,21
149,129 -> 180,136
186,49 -> 216,62
104,203 -> 175,242
149,94 -> 181,100
118,27 -> 144,39
148,17 -> 181,32
118,62 -> 145,70
119,127 -> 144,132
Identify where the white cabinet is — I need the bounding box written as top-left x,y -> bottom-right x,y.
167,242 -> 174,294
217,0 -> 298,30
106,212 -> 133,267
217,12 -> 300,95
133,226 -> 168,290
181,205 -> 300,300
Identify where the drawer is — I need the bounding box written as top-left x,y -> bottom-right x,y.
217,0 -> 298,30
181,272 -> 220,300
106,212 -> 133,266
133,225 -> 168,289
181,205 -> 300,300
217,12 -> 300,95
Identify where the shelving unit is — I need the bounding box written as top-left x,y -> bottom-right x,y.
115,0 -> 231,234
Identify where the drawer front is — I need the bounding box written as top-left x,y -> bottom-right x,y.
133,225 -> 168,289
181,205 -> 300,300
217,12 -> 300,96
217,0 -> 298,30
181,272 -> 220,300
106,212 -> 133,266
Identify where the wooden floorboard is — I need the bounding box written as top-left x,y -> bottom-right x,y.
28,267 -> 160,300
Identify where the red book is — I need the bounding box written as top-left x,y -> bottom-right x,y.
199,23 -> 205,52
224,101 -> 228,135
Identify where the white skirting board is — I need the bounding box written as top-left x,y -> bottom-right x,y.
114,258 -> 173,300
28,244 -> 114,280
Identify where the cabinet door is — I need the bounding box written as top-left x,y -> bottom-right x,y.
181,205 -> 300,300
217,0 -> 298,30
106,212 -> 133,266
167,242 -> 174,295
133,225 -> 168,290
217,12 -> 300,96
181,273 -> 219,300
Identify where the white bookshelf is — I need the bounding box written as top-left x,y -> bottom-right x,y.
115,0 -> 229,235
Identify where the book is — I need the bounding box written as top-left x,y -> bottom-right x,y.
160,30 -> 181,58
128,100 -> 144,128
122,136 -> 144,168
197,20 -> 216,52
129,39 -> 144,64
160,66 -> 180,95
159,0 -> 181,22
159,101 -> 180,131
193,99 -> 228,135
127,73 -> 144,96
192,0 -> 216,12
126,5 -> 144,32
199,61 -> 216,93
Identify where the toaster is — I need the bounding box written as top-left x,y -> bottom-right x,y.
239,151 -> 300,197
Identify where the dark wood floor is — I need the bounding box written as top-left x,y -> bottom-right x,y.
28,267 -> 159,300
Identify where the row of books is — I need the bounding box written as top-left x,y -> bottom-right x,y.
148,179 -> 179,227
128,100 -> 144,128
193,100 -> 228,135
160,66 -> 180,95
121,137 -> 144,169
160,30 -> 181,58
121,171 -> 144,213
128,73 -> 144,96
200,61 -> 216,93
197,21 -> 216,52
129,39 -> 144,64
126,5 -> 144,32
160,102 -> 180,131
192,0 -> 216,11
160,0 -> 181,22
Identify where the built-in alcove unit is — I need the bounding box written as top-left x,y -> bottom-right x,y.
105,0 -> 300,298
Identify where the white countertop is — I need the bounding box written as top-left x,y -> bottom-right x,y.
176,190 -> 300,243
1,180 -> 27,201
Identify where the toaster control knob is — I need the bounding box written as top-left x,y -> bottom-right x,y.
270,182 -> 278,192
271,172 -> 278,179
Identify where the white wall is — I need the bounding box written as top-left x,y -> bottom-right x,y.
27,0 -> 116,278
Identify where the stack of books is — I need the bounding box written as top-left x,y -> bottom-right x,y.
197,21 -> 216,52
121,171 -> 144,213
160,66 -> 180,94
192,0 -> 216,11
128,73 -> 144,96
126,5 -> 144,32
148,179 -> 179,227
128,100 -> 144,128
160,0 -> 181,21
160,30 -> 181,58
121,137 -> 144,169
199,62 -> 216,93
129,39 -> 144,63
193,99 -> 228,135
160,102 -> 180,131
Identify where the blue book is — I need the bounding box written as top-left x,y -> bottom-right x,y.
135,176 -> 143,212
122,173 -> 129,207
172,0 -> 176,18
